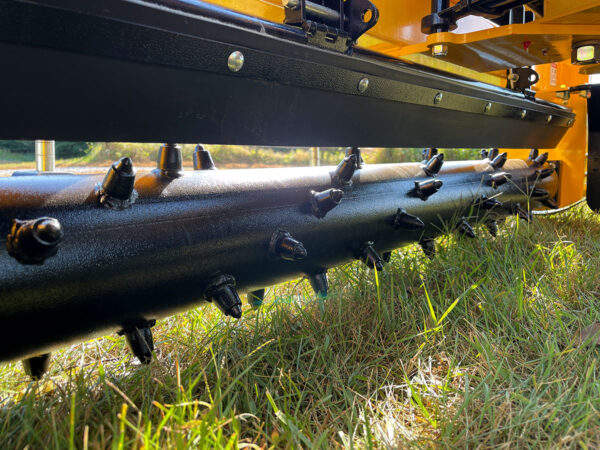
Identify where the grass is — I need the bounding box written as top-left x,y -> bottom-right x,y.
1,205 -> 600,448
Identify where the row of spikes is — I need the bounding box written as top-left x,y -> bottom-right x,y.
18,145 -> 556,378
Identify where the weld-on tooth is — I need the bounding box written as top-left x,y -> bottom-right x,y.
541,197 -> 559,209
193,144 -> 217,170
269,230 -> 307,261
310,188 -> 343,218
457,218 -> 476,238
480,149 -> 489,159
360,242 -> 384,271
531,152 -> 549,167
486,220 -> 499,237
119,320 -> 156,364
7,217 -> 64,265
514,203 -> 532,222
330,154 -> 358,186
536,167 -> 555,179
382,251 -> 392,263
419,239 -> 435,260
488,148 -> 499,160
413,179 -> 443,200
205,275 -> 243,319
157,143 -> 184,178
98,156 -> 138,209
531,187 -> 550,198
528,148 -> 539,161
490,152 -> 507,170
422,153 -> 444,176
22,353 -> 51,380
422,148 -> 438,162
101,157 -> 136,201
248,289 -> 265,308
488,171 -> 511,188
308,270 -> 328,297
345,147 -> 364,169
475,195 -> 503,210
393,208 -> 425,230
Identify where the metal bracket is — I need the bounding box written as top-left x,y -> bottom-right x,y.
283,0 -> 378,53
507,67 -> 539,97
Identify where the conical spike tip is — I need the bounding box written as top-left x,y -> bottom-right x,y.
393,208 -> 425,230
423,153 -> 444,176
331,154 -> 358,186
490,152 -> 507,170
486,220 -> 498,237
419,239 -> 435,260
457,219 -> 476,238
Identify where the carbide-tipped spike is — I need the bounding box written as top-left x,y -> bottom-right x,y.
360,242 -> 384,271
157,143 -> 183,178
193,144 -> 217,170
345,147 -> 364,168
486,220 -> 499,237
488,172 -> 511,188
536,167 -> 555,179
7,217 -> 64,264
457,219 -> 476,238
269,230 -> 308,261
514,204 -> 532,222
99,156 -> 137,208
528,148 -> 539,161
308,270 -> 328,297
122,323 -> 155,364
532,152 -> 549,167
330,154 -> 357,186
490,152 -> 507,170
488,148 -> 499,160
310,188 -> 343,218
422,153 -> 444,176
422,148 -> 438,161
531,187 -> 550,198
413,179 -> 443,200
22,353 -> 51,380
481,149 -> 489,159
205,275 -> 243,319
248,289 -> 265,308
475,195 -> 503,210
541,197 -> 559,209
419,239 -> 435,260
393,208 -> 425,230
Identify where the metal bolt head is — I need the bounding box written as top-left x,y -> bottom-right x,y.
547,114 -> 553,123
357,77 -> 369,93
567,119 -> 574,126
431,43 -> 448,57
484,102 -> 492,113
434,92 -> 443,104
227,51 -> 244,72
520,109 -> 527,119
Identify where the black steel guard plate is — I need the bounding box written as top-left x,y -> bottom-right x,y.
0,0 -> 575,147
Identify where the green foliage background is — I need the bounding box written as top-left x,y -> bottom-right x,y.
0,141 -> 483,167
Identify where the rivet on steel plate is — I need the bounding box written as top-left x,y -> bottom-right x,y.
520,109 -> 527,119
227,51 -> 245,72
357,77 -> 369,93
567,119 -> 574,126
547,115 -> 553,123
434,92 -> 443,104
484,102 -> 492,113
